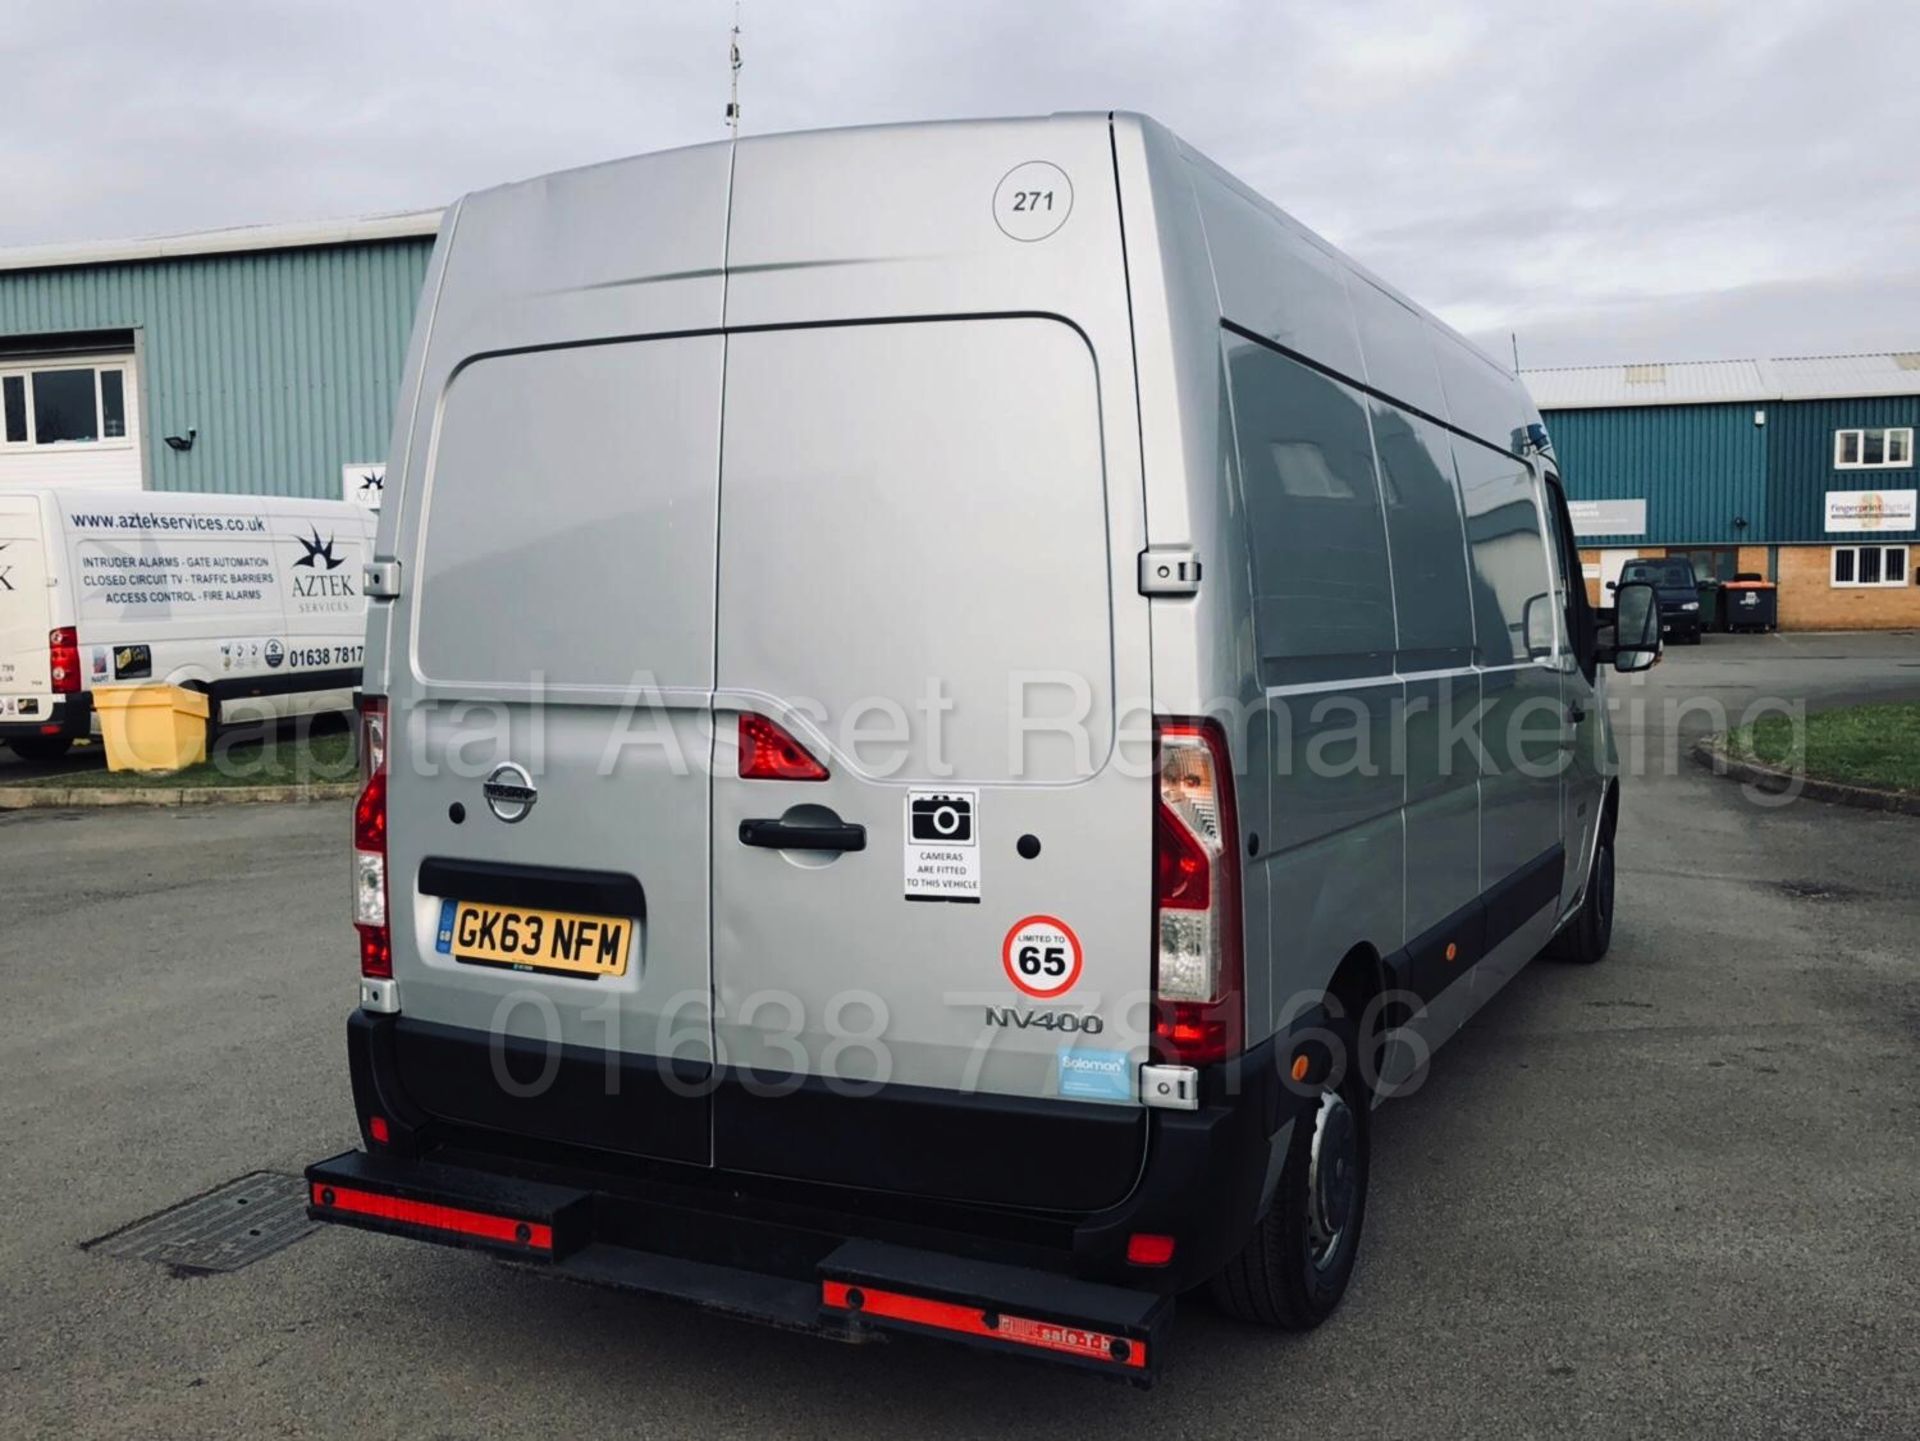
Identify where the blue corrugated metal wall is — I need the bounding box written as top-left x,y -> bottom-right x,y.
0,238 -> 434,498
1766,394 -> 1920,542
1545,402 -> 1767,546
1548,394 -> 1920,546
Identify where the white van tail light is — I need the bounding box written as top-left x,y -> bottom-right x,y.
49,628 -> 80,694
353,697 -> 391,979
1153,717 -> 1243,1066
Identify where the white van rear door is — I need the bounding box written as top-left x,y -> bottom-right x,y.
0,498 -> 51,694
710,318 -> 1152,1134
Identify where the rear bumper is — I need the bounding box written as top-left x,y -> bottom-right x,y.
307,1147 -> 1170,1382
314,1010 -> 1309,1376
1659,612 -> 1701,640
0,691 -> 91,743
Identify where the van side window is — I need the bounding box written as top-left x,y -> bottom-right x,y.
1225,336 -> 1396,685
1370,402 -> 1475,672
1450,440 -> 1556,667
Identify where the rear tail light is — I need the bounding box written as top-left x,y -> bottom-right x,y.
49,627 -> 80,694
353,697 -> 391,979
1152,717 -> 1243,1066
738,712 -> 829,781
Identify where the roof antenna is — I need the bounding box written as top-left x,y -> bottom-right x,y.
1511,332 -> 1521,372
726,0 -> 743,137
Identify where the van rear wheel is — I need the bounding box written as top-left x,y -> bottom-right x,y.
1209,1023 -> 1370,1330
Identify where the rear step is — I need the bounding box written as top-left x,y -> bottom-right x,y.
306,1150 -> 1170,1385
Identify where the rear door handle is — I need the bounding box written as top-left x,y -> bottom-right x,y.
738,819 -> 867,853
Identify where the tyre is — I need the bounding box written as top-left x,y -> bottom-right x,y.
1209,1019 -> 1370,1329
179,684 -> 219,759
1548,820 -> 1615,965
7,735 -> 73,762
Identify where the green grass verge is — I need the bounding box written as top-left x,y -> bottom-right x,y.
3,726 -> 356,790
1726,701 -> 1920,795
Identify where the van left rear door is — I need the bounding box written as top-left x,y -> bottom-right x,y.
387,334 -> 726,1166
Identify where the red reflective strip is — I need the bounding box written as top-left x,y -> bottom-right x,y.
312,1182 -> 552,1251
821,1280 -> 1146,1370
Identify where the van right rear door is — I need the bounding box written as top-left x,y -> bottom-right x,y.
707,316 -> 1154,1210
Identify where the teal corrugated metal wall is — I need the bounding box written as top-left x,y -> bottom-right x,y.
1766,394 -> 1920,542
1544,402 -> 1767,545
0,238 -> 434,498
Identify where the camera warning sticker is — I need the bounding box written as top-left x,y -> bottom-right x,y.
904,787 -> 981,903
1003,914 -> 1083,999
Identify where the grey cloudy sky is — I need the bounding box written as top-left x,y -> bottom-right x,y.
3,0 -> 1916,366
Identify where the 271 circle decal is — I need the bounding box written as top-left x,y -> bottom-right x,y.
1002,914 -> 1084,999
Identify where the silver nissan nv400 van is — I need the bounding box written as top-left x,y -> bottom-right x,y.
308,112 -> 1661,1385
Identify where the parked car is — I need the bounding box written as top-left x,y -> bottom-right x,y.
1615,556 -> 1705,644
306,112 -> 1663,1385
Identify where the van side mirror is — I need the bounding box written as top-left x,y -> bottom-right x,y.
1520,592 -> 1556,661
1599,580 -> 1661,672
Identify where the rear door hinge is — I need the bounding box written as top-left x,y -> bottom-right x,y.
363,559 -> 402,599
1138,546 -> 1201,597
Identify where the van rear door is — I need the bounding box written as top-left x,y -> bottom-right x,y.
390,332 -> 726,1165
708,317 -> 1152,1208
0,496 -> 51,697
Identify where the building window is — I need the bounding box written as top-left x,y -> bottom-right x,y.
1834,427 -> 1913,469
0,363 -> 132,449
1831,544 -> 1909,587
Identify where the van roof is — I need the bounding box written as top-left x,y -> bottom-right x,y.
439,111 -> 1527,429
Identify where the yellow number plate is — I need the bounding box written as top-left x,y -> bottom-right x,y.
435,899 -> 632,978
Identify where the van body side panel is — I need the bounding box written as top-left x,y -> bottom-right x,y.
1372,398 -> 1483,1019
1109,116 -> 1274,1042
363,208 -> 458,702
1452,441 -> 1567,990
1217,327 -> 1408,1032
1158,114 -> 1572,1047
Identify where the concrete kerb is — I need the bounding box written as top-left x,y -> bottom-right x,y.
1691,733 -> 1920,817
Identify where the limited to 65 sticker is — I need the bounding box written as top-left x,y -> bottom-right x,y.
1002,914 -> 1083,999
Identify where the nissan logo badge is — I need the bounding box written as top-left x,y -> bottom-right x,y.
483,763 -> 538,823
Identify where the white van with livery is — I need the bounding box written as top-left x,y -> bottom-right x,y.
307,114 -> 1663,1384
0,488 -> 375,759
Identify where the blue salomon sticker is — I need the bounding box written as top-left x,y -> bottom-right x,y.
1058,1049 -> 1133,1102
435,898 -> 456,954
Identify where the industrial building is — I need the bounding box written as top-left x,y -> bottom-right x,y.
0,213 -> 438,502
1527,355 -> 1919,629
